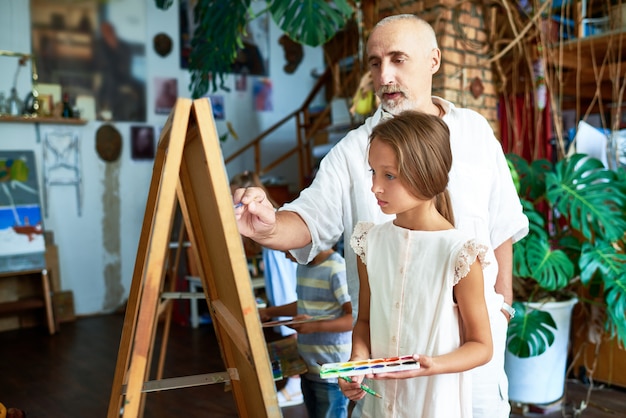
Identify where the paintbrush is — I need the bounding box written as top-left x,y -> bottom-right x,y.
316,361 -> 382,399
340,375 -> 383,398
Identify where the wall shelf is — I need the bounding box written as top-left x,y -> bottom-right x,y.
546,30 -> 625,111
0,115 -> 88,125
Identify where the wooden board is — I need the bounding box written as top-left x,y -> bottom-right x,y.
107,98 -> 280,417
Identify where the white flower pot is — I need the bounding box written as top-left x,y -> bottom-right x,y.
505,298 -> 578,404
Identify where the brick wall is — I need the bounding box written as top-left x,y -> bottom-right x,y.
379,1 -> 499,136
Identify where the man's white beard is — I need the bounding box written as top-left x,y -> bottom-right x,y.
382,97 -> 417,115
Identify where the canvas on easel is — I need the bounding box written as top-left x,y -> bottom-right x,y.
107,98 -> 280,417
0,150 -> 46,273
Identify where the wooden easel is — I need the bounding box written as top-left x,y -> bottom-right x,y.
107,98 -> 281,417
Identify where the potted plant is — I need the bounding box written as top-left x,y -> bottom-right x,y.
504,152 -> 626,405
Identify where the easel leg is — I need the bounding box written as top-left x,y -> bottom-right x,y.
156,220 -> 186,379
41,269 -> 56,335
107,144 -> 169,418
106,261 -> 146,418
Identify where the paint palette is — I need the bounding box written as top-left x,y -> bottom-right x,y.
319,355 -> 420,379
261,314 -> 335,328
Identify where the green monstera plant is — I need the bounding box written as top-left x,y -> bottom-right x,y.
156,0 -> 354,97
506,153 -> 626,358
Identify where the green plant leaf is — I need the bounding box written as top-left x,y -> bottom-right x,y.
189,0 -> 251,96
528,159 -> 552,201
507,302 -> 557,358
506,152 -> 626,352
506,154 -> 551,202
520,199 -> 547,240
513,199 -> 547,281
154,0 -> 174,10
579,241 -> 626,286
557,234 -> 583,266
527,238 -> 573,291
514,229 -> 574,291
185,0 -> 353,95
580,241 -> 626,344
269,0 -> 354,46
547,154 -> 626,243
604,275 -> 626,344
506,154 -> 531,198
507,158 -> 521,193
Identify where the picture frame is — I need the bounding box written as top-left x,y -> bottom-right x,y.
130,125 -> 155,160
38,94 -> 53,116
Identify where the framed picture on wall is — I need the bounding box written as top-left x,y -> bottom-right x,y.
253,78 -> 273,111
154,77 -> 177,115
38,94 -> 53,116
130,125 -> 155,160
30,0 -> 147,122
208,95 -> 225,120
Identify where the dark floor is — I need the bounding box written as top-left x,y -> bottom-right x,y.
0,312 -> 625,417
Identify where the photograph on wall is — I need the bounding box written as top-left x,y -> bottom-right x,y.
209,95 -> 225,120
0,151 -> 46,273
253,78 -> 273,111
130,125 -> 155,160
179,0 -> 269,75
154,77 -> 178,115
30,0 -> 147,122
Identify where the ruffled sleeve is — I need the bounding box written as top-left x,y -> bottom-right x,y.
350,222 -> 374,264
454,239 -> 490,285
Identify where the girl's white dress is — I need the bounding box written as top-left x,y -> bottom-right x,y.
350,221 -> 488,418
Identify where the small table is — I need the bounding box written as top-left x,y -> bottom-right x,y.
0,268 -> 56,334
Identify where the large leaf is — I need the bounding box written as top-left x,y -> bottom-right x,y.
556,234 -> 583,267
579,241 -> 626,286
519,236 -> 574,291
579,241 -> 626,345
506,154 -> 551,202
604,276 -> 626,344
507,158 -> 520,193
507,302 -> 557,357
546,154 -> 626,243
513,198 -> 574,293
520,199 -> 547,241
269,0 -> 353,46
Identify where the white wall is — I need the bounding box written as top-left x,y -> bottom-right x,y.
0,0 -> 324,315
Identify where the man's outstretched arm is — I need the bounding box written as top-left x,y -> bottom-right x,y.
233,186 -> 312,250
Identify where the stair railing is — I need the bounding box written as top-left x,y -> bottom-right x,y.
223,65 -> 342,190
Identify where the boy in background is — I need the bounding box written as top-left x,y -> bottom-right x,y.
259,248 -> 352,418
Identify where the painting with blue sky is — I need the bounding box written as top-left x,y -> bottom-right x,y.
0,151 -> 46,272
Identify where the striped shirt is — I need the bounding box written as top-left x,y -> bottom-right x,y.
296,251 -> 352,383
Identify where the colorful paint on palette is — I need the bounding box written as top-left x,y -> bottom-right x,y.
319,355 -> 420,379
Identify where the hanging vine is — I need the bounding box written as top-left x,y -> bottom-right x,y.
156,0 -> 354,97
